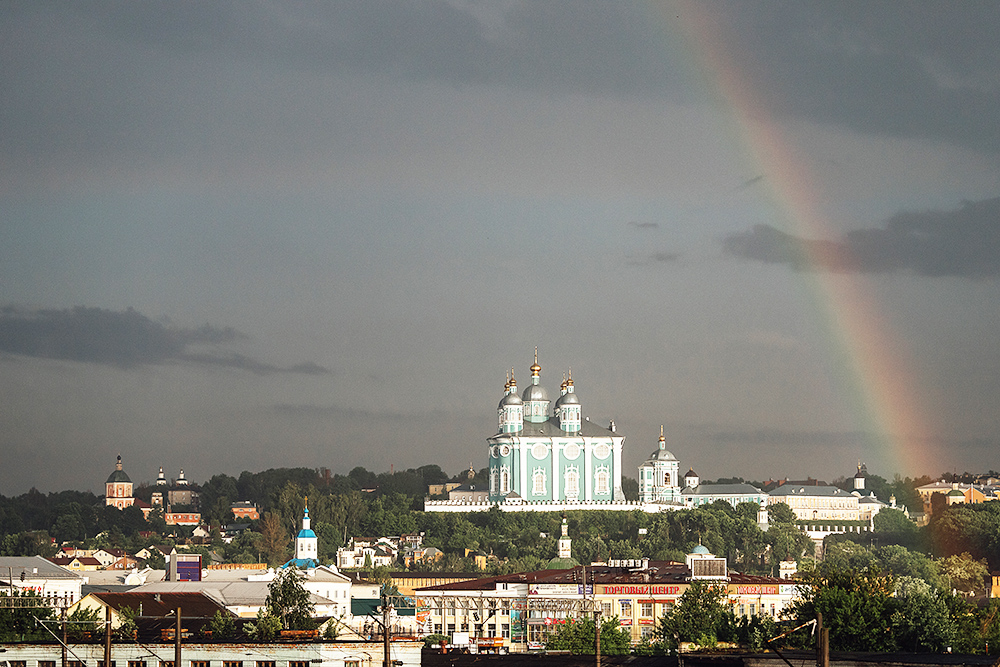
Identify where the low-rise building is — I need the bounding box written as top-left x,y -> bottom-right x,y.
416,550 -> 799,647
0,555 -> 85,604
230,500 -> 260,520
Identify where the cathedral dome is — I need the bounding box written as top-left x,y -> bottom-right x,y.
499,392 -> 523,409
554,392 -> 580,408
649,447 -> 677,462
106,456 -> 131,484
106,469 -> 131,484
522,384 -> 549,402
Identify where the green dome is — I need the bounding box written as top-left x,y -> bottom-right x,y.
106,456 -> 131,484
106,469 -> 131,484
546,557 -> 580,570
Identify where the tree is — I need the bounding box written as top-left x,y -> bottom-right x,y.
656,581 -> 734,650
889,577 -> 956,652
244,607 -> 282,641
208,609 -> 237,640
265,567 -> 315,630
788,565 -> 896,651
545,616 -> 632,655
938,552 -> 990,596
0,590 -> 54,641
259,512 -> 288,566
767,502 -> 798,525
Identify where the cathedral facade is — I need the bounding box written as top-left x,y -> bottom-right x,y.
486,354 -> 625,506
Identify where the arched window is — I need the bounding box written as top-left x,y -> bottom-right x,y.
500,466 -> 510,494
532,468 -> 546,496
595,467 -> 610,495
490,468 -> 498,495
564,468 -> 579,498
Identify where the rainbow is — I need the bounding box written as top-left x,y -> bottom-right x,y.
659,2 -> 938,478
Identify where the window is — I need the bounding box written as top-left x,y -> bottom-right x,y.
749,604 -> 756,616
161,662 -> 174,667
345,661 -> 360,667
447,623 -> 455,634
500,467 -> 510,493
192,663 -> 210,667
640,602 -> 653,617
224,662 -> 243,667
40,661 -> 57,667
532,468 -> 546,495
501,623 -> 510,638
640,626 -> 655,639
601,602 -> 612,617
433,623 -> 442,634
256,662 -> 276,667
490,468 -> 498,494
564,468 -> 579,497
70,661 -> 84,667
127,661 -> 145,667
98,662 -> 115,667
290,662 -> 310,667
595,468 -> 609,495
620,601 -> 632,617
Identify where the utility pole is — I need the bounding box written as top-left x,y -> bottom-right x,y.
61,607 -> 68,667
816,612 -> 828,667
175,607 -> 182,667
382,591 -> 391,667
104,606 -> 112,667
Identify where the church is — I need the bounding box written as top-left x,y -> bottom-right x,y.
484,353 -> 627,510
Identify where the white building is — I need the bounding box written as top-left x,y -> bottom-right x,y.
0,555 -> 85,604
638,426 -> 681,503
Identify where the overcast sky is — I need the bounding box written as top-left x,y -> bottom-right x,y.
2,1 -> 999,495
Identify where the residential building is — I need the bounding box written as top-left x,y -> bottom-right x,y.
230,500 -> 260,520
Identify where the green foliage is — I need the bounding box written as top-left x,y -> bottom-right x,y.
0,591 -> 55,641
937,552 -> 990,595
208,609 -> 237,640
889,577 -> 956,652
66,605 -> 102,640
423,632 -> 448,648
791,564 -> 900,651
656,581 -> 734,650
115,605 -> 138,642
244,608 -> 282,641
322,619 -> 341,640
544,616 -> 632,655
265,567 -> 316,630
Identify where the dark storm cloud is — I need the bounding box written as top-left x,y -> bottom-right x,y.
711,1 -> 1000,153
2,1 -> 997,180
0,306 -> 330,374
722,197 -> 1000,278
